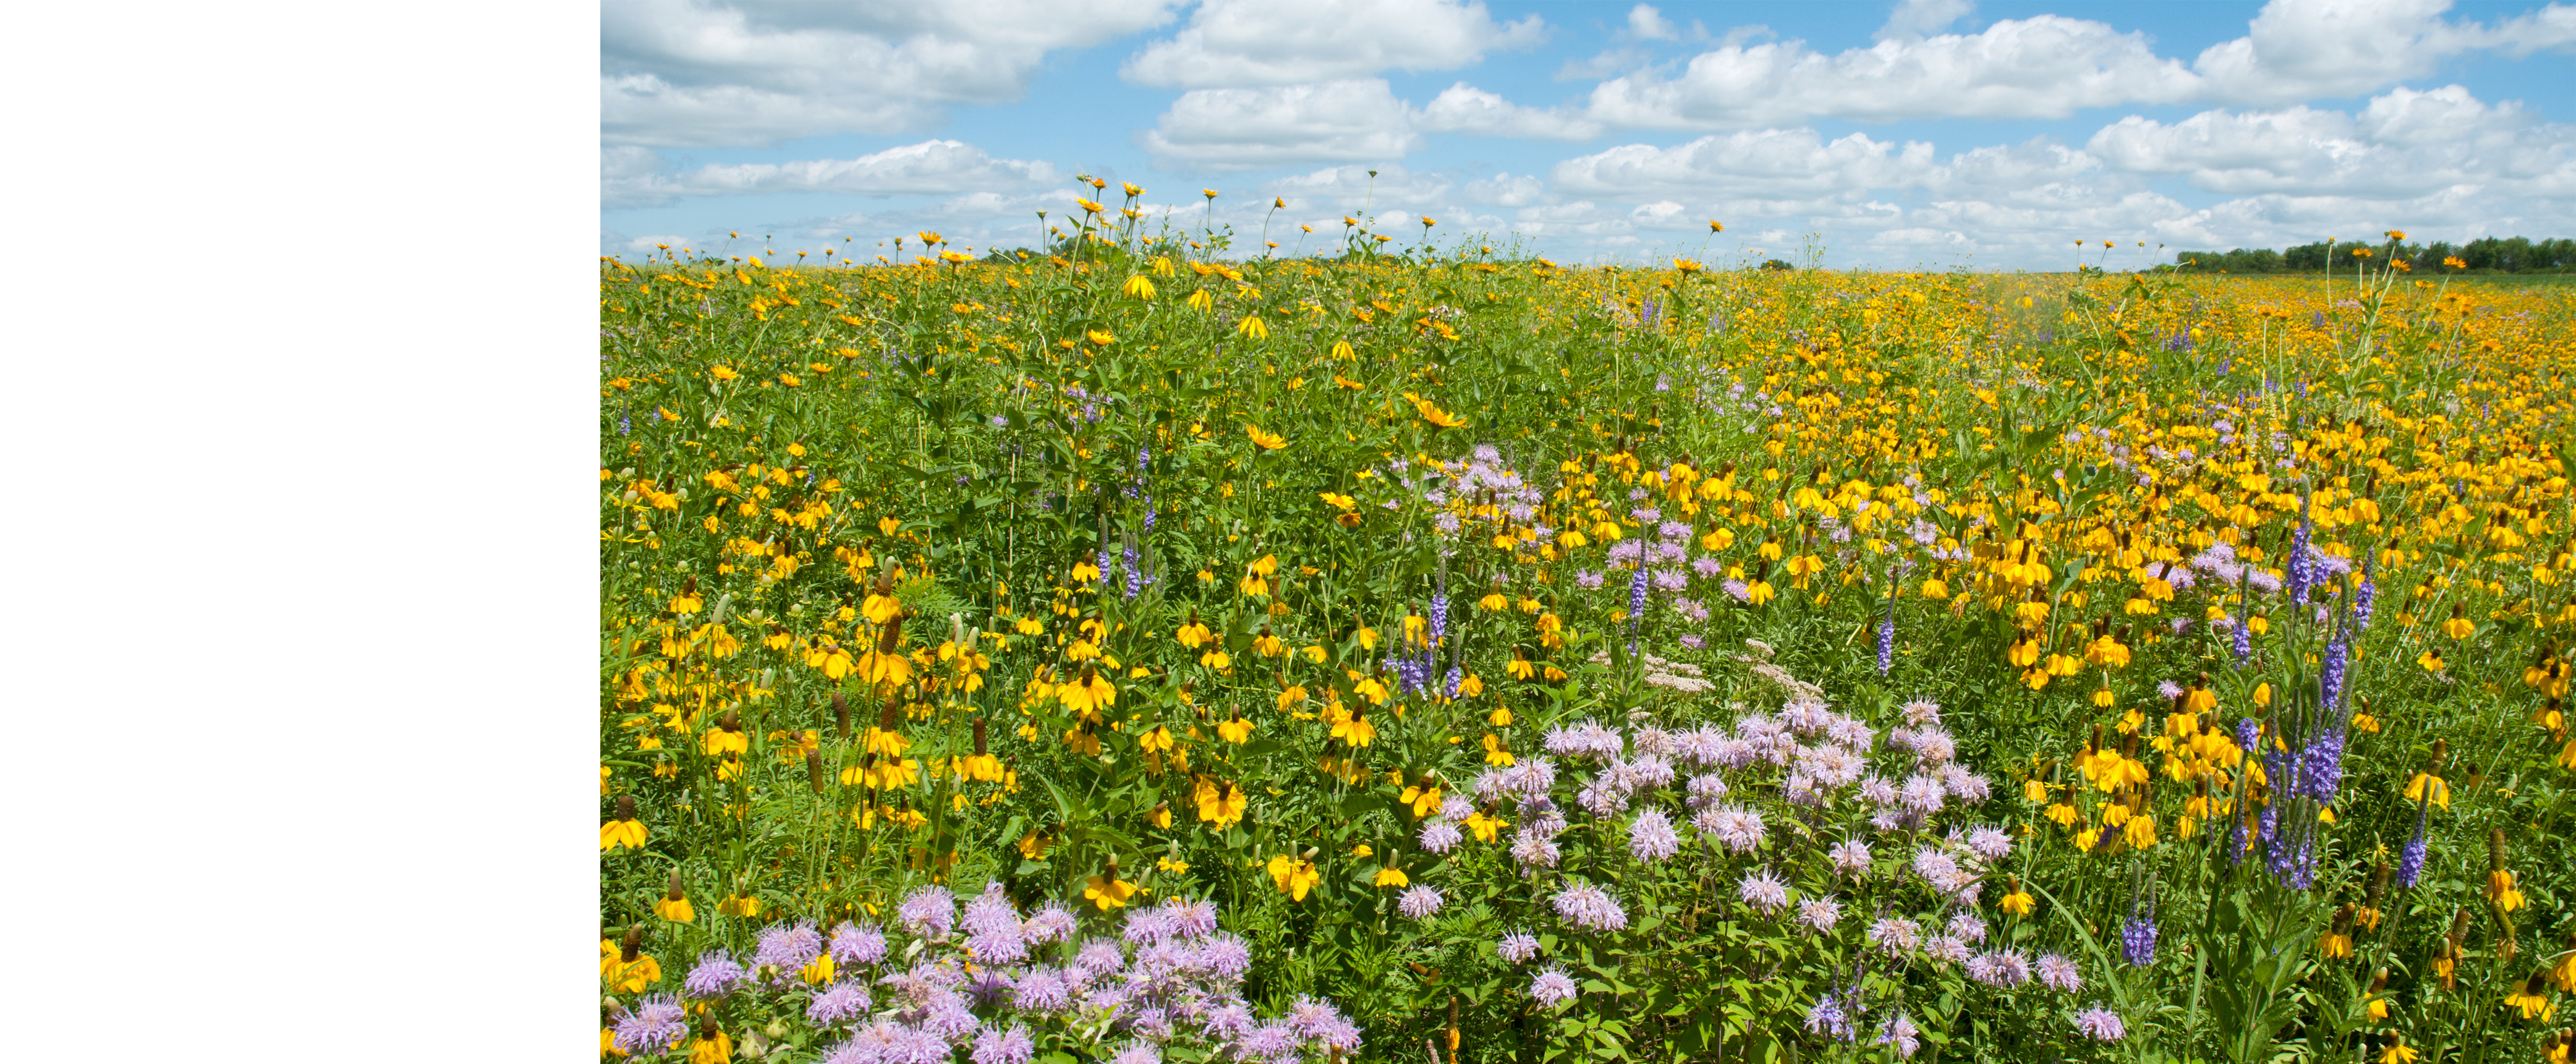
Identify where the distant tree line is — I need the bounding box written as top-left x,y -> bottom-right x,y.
2173,236 -> 2576,274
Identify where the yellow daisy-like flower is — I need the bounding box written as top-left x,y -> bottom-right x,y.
1084,871 -> 1139,911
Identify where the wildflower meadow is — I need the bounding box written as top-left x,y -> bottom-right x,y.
600,200 -> 2576,1064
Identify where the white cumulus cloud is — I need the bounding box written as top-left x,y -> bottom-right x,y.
1419,83 -> 1602,140
603,140 -> 1061,208
1584,15 -> 2199,129
602,0 -> 1180,147
1140,80 -> 1423,169
1122,0 -> 1543,88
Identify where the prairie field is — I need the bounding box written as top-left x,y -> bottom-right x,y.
599,228 -> 2576,1064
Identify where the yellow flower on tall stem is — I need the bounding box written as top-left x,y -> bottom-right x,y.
654,870 -> 694,922
1085,858 -> 1137,911
603,795 -> 648,850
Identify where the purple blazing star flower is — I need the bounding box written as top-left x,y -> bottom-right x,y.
2397,802 -> 2429,887
2121,914 -> 2157,968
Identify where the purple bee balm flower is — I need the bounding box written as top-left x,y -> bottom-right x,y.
1629,808 -> 1681,862
1422,819 -> 1463,855
898,885 -> 956,938
756,920 -> 825,974
1122,906 -> 1178,945
1696,804 -> 1766,853
1398,884 -> 1445,921
830,922 -> 890,966
1241,1023 -> 1301,1062
2036,953 -> 2082,992
1869,917 -> 1920,956
2073,1006 -> 2127,1042
1108,1041 -> 1160,1064
1012,968 -> 1071,1011
1876,1013 -> 1922,1059
682,950 -> 748,997
612,994 -> 691,1053
1530,967 -> 1579,1008
1020,902 -> 1077,945
1440,794 -> 1475,820
1738,868 -> 1790,914
1829,838 -> 1872,878
1197,932 -> 1252,979
1497,931 -> 1541,963
1965,825 -> 2013,862
809,980 -> 875,1024
1552,882 -> 1630,932
1162,896 -> 1218,939
1798,895 -> 1842,934
962,883 -> 1022,939
971,1024 -> 1036,1064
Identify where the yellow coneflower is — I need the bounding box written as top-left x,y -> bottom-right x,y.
1267,851 -> 1321,901
2000,877 -> 2036,916
2357,862 -> 2389,931
2365,968 -> 2391,1021
1196,777 -> 1247,827
2491,828 -> 2527,912
2556,930 -> 2576,992
2509,971 -> 2557,1021
653,870 -> 694,922
605,925 -> 661,992
2321,904 -> 2355,958
686,1018 -> 732,1064
602,794 -> 648,851
1084,856 -> 1137,911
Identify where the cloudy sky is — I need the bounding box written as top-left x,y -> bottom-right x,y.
600,0 -> 2576,270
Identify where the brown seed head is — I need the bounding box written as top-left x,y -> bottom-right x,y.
617,794 -> 636,821
621,924 -> 644,962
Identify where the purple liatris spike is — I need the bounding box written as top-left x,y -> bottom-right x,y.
1628,564 -> 1649,623
2354,566 -> 2376,631
2232,615 -> 2251,665
2298,728 -> 2346,804
1876,618 -> 1895,675
2319,637 -> 2349,710
2119,914 -> 2156,967
2397,803 -> 2428,888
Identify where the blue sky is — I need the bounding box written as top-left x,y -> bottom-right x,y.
600,0 -> 2576,269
